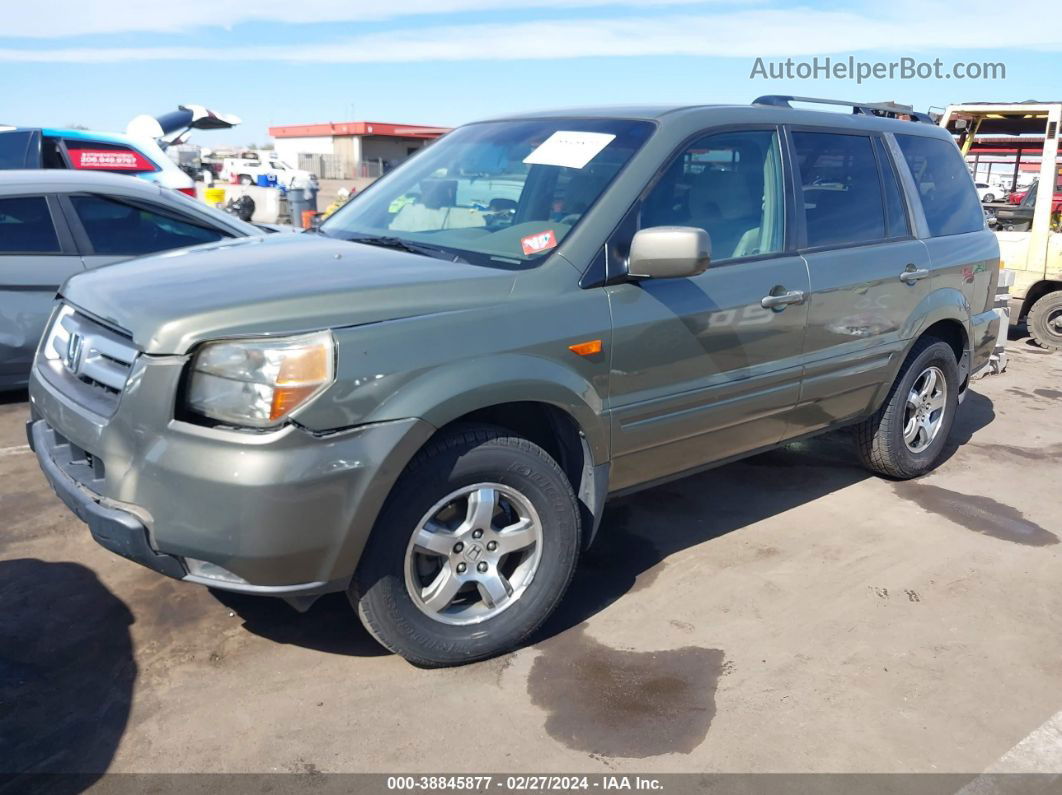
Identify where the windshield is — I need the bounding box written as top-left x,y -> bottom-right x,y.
320,118 -> 654,266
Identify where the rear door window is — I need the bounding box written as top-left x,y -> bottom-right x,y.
792,132 -> 885,248
895,135 -> 984,236
70,194 -> 226,255
0,196 -> 61,253
65,140 -> 159,174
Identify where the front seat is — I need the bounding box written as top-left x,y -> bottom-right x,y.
687,169 -> 761,260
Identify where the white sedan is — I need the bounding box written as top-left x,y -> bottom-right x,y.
975,182 -> 1001,203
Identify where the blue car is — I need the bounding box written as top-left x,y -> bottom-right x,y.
0,105 -> 240,197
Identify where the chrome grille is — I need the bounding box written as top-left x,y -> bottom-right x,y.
38,306 -> 139,415
51,310 -> 138,393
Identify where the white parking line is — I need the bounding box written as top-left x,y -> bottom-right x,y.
958,710 -> 1062,793
0,444 -> 30,457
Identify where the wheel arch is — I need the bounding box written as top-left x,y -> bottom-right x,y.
359,354 -> 611,551
433,401 -> 608,549
1019,280 -> 1062,320
872,294 -> 971,411
364,353 -> 610,466
899,288 -> 971,351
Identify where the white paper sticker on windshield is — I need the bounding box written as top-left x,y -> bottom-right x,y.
523,131 -> 616,169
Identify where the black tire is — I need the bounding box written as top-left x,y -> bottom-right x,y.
351,425 -> 580,667
983,193 -> 996,204
1027,291 -> 1062,352
855,338 -> 960,479
239,174 -> 253,185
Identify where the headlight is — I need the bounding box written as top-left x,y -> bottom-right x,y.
40,304 -> 76,362
186,331 -> 335,428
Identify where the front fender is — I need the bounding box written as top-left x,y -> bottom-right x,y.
361,353 -> 610,466
295,284 -> 613,464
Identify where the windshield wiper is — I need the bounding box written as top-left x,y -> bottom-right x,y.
346,235 -> 467,263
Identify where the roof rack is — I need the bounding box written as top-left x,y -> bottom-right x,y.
752,95 -> 938,124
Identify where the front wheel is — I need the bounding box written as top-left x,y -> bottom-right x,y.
352,425 -> 580,667
1027,291 -> 1062,351
855,338 -> 959,479
982,193 -> 996,204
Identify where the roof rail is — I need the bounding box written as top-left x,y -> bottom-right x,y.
752,95 -> 937,124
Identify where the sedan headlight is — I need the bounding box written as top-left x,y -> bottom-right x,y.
186,331 -> 335,428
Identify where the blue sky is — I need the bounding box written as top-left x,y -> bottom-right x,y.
4,0 -> 1061,146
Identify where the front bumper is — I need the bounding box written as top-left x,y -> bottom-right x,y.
29,354 -> 434,595
31,419 -> 187,581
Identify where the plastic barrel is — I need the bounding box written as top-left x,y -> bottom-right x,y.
288,188 -> 308,226
256,174 -> 270,187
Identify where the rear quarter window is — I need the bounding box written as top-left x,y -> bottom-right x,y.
896,135 -> 984,237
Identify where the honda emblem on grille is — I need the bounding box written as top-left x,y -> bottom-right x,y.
63,332 -> 84,375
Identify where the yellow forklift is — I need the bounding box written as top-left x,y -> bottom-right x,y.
941,102 -> 1062,351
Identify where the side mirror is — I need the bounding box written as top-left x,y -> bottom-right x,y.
627,226 -> 711,280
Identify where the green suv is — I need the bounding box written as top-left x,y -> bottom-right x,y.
29,98 -> 1000,666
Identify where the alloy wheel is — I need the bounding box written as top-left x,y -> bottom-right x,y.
404,483 -> 543,625
903,365 -> 947,453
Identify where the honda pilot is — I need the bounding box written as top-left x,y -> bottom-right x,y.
29,97 -> 1000,666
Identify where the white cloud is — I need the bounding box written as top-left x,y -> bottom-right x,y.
3,0 -> 722,38
2,4 -> 1059,62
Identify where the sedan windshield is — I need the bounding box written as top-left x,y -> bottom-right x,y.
320,118 -> 654,266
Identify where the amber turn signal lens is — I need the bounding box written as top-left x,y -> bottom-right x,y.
568,339 -> 603,356
276,343 -> 332,385
270,385 -> 321,420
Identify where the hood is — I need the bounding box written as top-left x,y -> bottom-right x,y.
61,234 -> 517,354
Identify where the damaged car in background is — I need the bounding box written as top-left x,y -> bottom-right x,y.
0,170 -> 259,389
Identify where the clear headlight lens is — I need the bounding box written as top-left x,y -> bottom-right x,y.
40,304 -> 76,362
186,331 -> 335,428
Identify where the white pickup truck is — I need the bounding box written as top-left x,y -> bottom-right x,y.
220,156 -> 313,187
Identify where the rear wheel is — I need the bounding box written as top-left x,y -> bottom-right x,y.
352,425 -> 580,667
983,193 -> 996,203
855,338 -> 959,479
239,174 -> 253,185
1027,291 -> 1062,351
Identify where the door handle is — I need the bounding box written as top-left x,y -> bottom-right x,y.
761,290 -> 806,309
899,267 -> 930,283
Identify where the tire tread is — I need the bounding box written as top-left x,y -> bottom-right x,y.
855,337 -> 954,479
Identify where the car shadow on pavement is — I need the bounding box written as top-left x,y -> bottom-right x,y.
0,559 -> 135,793
209,590 -> 389,658
939,389 -> 996,466
537,390 -> 996,642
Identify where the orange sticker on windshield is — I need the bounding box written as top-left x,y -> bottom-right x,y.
521,229 -> 557,256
